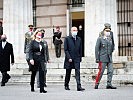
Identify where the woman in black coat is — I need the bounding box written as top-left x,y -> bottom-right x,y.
29,29 -> 47,93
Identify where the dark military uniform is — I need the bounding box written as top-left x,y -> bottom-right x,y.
53,31 -> 62,58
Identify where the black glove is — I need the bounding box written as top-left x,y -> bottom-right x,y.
96,59 -> 99,63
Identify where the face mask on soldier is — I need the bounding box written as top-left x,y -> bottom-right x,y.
105,32 -> 110,37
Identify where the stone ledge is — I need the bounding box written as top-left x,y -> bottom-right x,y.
11,62 -> 126,69
1,74 -> 133,86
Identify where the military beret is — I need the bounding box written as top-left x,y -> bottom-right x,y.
28,24 -> 34,27
41,29 -> 45,33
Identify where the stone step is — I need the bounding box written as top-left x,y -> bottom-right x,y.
11,60 -> 127,70
15,56 -> 128,63
1,56 -> 130,85
0,74 -> 133,85
9,64 -> 127,76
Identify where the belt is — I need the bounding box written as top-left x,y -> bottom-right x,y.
55,37 -> 61,40
35,52 -> 41,55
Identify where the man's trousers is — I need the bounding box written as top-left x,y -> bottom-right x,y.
64,69 -> 81,88
95,62 -> 114,86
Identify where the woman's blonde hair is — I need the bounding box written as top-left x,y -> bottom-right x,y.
32,29 -> 42,40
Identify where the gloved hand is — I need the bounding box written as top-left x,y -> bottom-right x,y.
96,59 -> 99,63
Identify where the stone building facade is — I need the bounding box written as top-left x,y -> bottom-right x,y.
0,0 -> 133,60
0,0 -> 133,84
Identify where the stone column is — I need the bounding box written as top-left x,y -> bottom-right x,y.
85,0 -> 118,57
3,0 -> 33,62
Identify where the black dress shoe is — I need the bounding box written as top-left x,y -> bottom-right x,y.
94,84 -> 99,89
44,83 -> 47,87
31,88 -> 35,92
1,83 -> 5,86
65,86 -> 70,90
77,87 -> 85,91
106,85 -> 117,89
40,89 -> 47,93
5,75 -> 11,83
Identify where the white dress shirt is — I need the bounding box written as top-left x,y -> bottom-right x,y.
2,41 -> 7,49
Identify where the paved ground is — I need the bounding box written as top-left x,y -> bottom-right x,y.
0,83 -> 133,100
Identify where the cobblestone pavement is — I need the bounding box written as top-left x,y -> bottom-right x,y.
0,83 -> 133,100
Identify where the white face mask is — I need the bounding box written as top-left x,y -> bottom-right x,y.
72,32 -> 77,37
105,32 -> 110,37
36,35 -> 42,39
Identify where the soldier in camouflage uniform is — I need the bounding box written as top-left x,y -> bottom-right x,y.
94,27 -> 116,89
24,25 -> 34,64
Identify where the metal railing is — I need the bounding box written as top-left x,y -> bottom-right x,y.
117,0 -> 133,56
67,0 -> 85,7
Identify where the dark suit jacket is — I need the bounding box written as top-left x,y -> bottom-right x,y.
0,41 -> 14,72
64,35 -> 82,69
42,39 -> 50,62
29,40 -> 45,71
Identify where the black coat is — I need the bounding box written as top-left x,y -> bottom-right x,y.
29,40 -> 45,71
53,32 -> 62,45
64,35 -> 82,69
0,42 -> 14,72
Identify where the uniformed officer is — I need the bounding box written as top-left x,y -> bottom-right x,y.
95,28 -> 116,89
24,25 -> 34,65
53,26 -> 62,58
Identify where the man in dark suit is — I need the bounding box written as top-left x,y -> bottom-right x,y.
64,26 -> 85,91
0,34 -> 14,86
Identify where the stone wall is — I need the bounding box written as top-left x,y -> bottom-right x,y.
0,0 -> 3,21
36,0 -> 67,57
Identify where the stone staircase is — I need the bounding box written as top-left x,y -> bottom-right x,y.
1,56 -> 133,86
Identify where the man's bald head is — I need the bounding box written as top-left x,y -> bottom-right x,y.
71,27 -> 78,31
71,26 -> 78,34
1,34 -> 7,39
71,26 -> 78,37
1,34 -> 7,42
